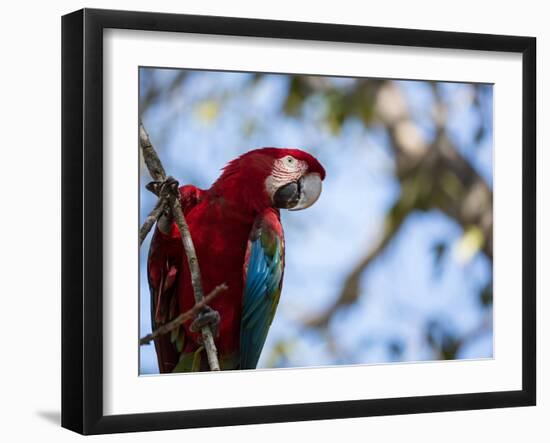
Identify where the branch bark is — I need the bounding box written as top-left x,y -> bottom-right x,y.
139,196 -> 166,246
139,284 -> 227,345
139,122 -> 221,371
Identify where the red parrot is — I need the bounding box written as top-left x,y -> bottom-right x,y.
147,148 -> 325,372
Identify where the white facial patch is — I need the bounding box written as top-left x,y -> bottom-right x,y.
265,156 -> 308,200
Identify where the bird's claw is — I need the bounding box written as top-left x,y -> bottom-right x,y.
190,306 -> 220,338
146,176 -> 180,201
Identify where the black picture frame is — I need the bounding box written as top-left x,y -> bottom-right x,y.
62,8 -> 536,435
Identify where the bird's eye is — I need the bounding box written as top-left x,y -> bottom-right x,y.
285,156 -> 295,164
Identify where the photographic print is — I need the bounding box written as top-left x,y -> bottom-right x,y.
138,68 -> 494,374
62,9 -> 535,433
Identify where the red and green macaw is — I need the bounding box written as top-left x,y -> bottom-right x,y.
147,148 -> 325,372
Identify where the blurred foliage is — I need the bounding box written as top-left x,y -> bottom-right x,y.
139,69 -> 493,369
284,77 -> 379,133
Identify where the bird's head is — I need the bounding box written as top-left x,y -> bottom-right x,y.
213,147 -> 326,214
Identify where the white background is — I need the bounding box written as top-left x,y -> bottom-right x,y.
0,0 -> 546,441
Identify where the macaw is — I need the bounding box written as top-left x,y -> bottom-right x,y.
147,148 -> 325,372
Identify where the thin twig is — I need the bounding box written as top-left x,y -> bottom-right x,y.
139,124 -> 166,181
139,122 -> 221,371
139,197 -> 166,246
139,284 -> 228,346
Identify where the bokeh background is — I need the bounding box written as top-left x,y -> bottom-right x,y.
139,67 -> 493,374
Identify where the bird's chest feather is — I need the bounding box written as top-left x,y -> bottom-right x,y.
178,197 -> 255,353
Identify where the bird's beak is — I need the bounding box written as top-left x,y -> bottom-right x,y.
273,173 -> 322,211
290,172 -> 322,211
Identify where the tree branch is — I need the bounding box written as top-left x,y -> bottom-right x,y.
139,284 -> 227,345
139,122 -> 221,371
139,196 -> 166,246
305,81 -> 493,330
305,195 -> 409,328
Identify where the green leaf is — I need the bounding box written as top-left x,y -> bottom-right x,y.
170,325 -> 179,343
191,346 -> 204,372
455,226 -> 484,263
172,353 -> 194,373
175,328 -> 185,353
480,284 -> 493,307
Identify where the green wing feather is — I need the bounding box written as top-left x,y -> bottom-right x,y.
240,211 -> 285,369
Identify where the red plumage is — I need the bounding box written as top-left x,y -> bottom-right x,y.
147,148 -> 325,372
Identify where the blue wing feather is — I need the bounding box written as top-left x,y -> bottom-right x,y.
240,212 -> 284,369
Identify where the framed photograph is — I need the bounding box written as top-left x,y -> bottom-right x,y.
61,8 -> 536,435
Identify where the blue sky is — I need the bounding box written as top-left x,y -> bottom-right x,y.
139,69 -> 493,374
